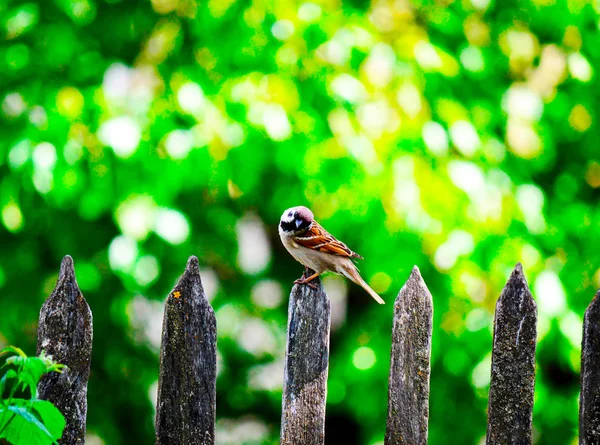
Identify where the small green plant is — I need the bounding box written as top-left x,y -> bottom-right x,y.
0,346 -> 66,445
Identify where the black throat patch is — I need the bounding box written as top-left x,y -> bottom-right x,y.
280,218 -> 310,234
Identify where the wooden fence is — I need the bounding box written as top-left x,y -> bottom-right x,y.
30,255 -> 600,444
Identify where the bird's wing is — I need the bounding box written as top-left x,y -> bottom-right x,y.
294,221 -> 363,259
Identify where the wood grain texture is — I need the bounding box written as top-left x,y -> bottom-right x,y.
281,273 -> 330,445
580,290 -> 600,444
385,266 -> 433,445
486,263 -> 537,445
37,255 -> 93,445
155,256 -> 217,445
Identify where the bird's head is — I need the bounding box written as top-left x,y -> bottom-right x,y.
279,206 -> 314,235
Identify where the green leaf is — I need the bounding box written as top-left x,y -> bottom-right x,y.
38,352 -> 65,374
3,355 -> 26,370
1,347 -> 66,445
0,370 -> 17,399
0,347 -> 26,359
18,358 -> 49,397
1,347 -> 64,399
0,400 -> 60,445
31,400 -> 65,440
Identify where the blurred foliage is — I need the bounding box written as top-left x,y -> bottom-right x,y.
0,346 -> 66,445
0,0 -> 599,443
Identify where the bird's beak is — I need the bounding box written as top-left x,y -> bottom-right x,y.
295,219 -> 302,229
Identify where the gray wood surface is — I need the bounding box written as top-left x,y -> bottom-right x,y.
580,290 -> 600,444
280,274 -> 330,445
385,266 -> 433,445
37,255 -> 93,445
155,256 -> 217,445
486,263 -> 537,445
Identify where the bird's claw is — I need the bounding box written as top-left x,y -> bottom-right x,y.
294,278 -> 318,289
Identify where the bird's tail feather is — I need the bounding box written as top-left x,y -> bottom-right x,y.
343,265 -> 385,304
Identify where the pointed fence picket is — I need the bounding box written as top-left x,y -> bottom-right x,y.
36,256 -> 92,445
155,256 -> 217,445
486,263 -> 538,445
26,256 -> 600,444
385,266 -> 432,445
281,273 -> 330,445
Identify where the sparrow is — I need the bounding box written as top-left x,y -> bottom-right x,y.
278,206 -> 385,304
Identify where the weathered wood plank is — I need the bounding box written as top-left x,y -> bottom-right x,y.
486,263 -> 537,445
155,256 -> 217,445
280,273 -> 330,445
385,266 -> 433,445
580,290 -> 600,444
37,255 -> 93,445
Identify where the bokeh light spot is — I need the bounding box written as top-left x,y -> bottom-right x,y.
98,116 -> 142,158
154,208 -> 190,245
2,202 -> 23,232
353,346 -> 376,370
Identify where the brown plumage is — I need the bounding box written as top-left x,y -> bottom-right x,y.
294,222 -> 363,259
278,206 -> 384,304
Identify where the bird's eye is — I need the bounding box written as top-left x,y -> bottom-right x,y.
288,212 -> 293,217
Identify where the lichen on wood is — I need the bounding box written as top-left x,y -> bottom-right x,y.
281,272 -> 330,445
385,266 -> 433,445
37,255 -> 93,445
486,263 -> 537,445
580,290 -> 600,444
155,256 -> 217,445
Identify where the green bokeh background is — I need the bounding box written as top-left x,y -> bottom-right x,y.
1,0 -> 599,443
